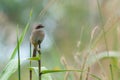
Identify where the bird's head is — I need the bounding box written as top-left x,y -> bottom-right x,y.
35,24 -> 44,29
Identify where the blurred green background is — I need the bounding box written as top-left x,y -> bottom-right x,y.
0,0 -> 120,80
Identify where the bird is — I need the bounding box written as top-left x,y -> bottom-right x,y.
30,24 -> 45,57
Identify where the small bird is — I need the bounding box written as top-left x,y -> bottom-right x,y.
30,24 -> 45,57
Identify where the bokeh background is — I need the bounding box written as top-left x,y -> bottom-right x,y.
0,0 -> 120,80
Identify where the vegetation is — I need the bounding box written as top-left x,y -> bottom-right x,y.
0,0 -> 120,80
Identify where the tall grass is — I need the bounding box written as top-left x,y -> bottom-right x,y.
17,26 -> 21,80
1,0 -> 120,80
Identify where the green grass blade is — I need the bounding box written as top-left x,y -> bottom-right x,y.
29,9 -> 33,20
10,9 -> 33,60
28,67 -> 83,75
29,67 -> 101,80
28,57 -> 40,61
0,59 -> 25,80
10,23 -> 30,60
41,69 -> 101,80
17,26 -> 21,80
41,69 -> 83,74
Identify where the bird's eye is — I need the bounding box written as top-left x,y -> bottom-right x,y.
35,24 -> 44,29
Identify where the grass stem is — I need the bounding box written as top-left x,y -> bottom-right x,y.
30,43 -> 32,80
17,27 -> 21,80
38,44 -> 41,80
110,64 -> 114,80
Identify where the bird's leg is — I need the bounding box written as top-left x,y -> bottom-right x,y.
33,48 -> 37,57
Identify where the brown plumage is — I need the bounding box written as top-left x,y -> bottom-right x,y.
30,24 -> 45,57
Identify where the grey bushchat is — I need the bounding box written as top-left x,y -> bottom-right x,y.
30,24 -> 45,57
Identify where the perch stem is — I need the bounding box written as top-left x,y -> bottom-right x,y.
30,43 -> 32,80
38,44 -> 41,80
